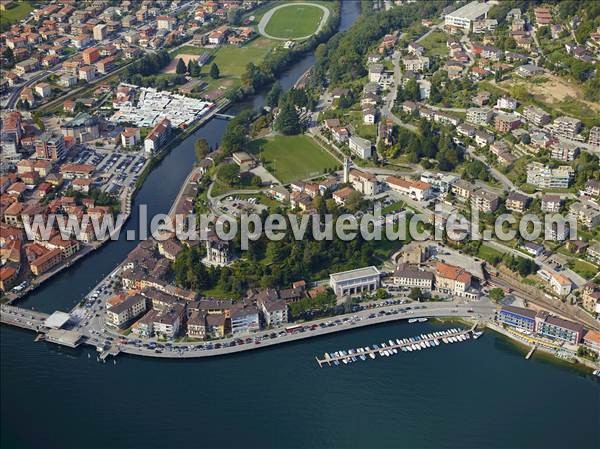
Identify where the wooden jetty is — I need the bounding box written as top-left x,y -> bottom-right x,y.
525,345 -> 536,360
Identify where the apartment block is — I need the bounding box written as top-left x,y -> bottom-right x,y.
523,105 -> 551,127
466,107 -> 493,125
568,201 -> 600,228
588,126 -> 600,148
392,264 -> 434,290
541,194 -> 562,212
553,116 -> 582,138
494,113 -> 520,133
34,133 -> 66,160
535,310 -> 583,345
550,142 -> 579,162
526,162 -> 574,189
498,305 -> 536,332
505,191 -> 529,213
105,294 -> 147,328
471,188 -> 500,213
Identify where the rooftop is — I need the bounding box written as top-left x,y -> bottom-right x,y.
44,311 -> 71,329
330,266 -> 381,283
501,305 -> 537,319
446,1 -> 491,20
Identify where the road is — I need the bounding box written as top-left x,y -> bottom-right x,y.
483,240 -> 587,288
0,305 -> 48,331
460,144 -> 513,191
380,43 -> 419,134
167,166 -> 204,218
5,70 -> 51,109
99,298 -> 496,359
415,22 -> 443,44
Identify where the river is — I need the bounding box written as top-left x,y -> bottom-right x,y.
2,3 -> 599,448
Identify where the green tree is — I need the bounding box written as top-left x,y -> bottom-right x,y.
221,124 -> 248,155
429,82 -> 442,104
3,46 -> 14,67
510,84 -> 531,102
210,63 -> 220,79
194,138 -> 209,161
274,101 -> 301,135
404,78 -> 420,101
227,7 -> 242,25
217,163 -> 240,185
489,287 -> 504,303
408,288 -> 422,301
345,190 -> 364,212
375,288 -> 387,300
175,58 -> 187,75
495,69 -> 503,83
265,82 -> 282,108
188,59 -> 200,77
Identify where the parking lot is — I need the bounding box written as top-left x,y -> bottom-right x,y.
68,147 -> 147,197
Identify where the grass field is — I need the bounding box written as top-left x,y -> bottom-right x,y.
249,135 -> 339,183
418,29 -> 448,57
347,111 -> 377,140
201,286 -> 240,300
567,259 -> 597,279
264,4 -> 325,39
203,42 -> 273,77
477,244 -> 505,264
0,1 -> 33,26
492,73 -> 600,128
381,201 -> 405,215
236,193 -> 281,208
171,45 -> 210,56
196,38 -> 277,96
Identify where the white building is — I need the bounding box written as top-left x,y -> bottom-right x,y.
330,266 -> 381,297
393,264 -> 434,290
258,299 -> 288,328
444,1 -> 491,32
496,96 -> 517,111
420,171 -> 458,193
363,108 -> 376,124
368,64 -> 384,83
348,135 -> 372,159
144,118 -> 171,154
386,176 -> 433,201
526,162 -> 574,189
538,269 -> 572,296
152,303 -> 185,339
466,107 -> 493,125
402,56 -> 430,71
231,305 -> 260,336
105,294 -> 147,328
349,169 -> 379,196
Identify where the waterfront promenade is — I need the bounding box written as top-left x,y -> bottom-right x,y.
1,297 -> 495,359
114,301 -> 494,359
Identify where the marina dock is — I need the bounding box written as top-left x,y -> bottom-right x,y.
316,326 -> 482,367
99,346 -> 121,361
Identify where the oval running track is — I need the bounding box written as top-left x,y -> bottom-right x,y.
257,2 -> 331,41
